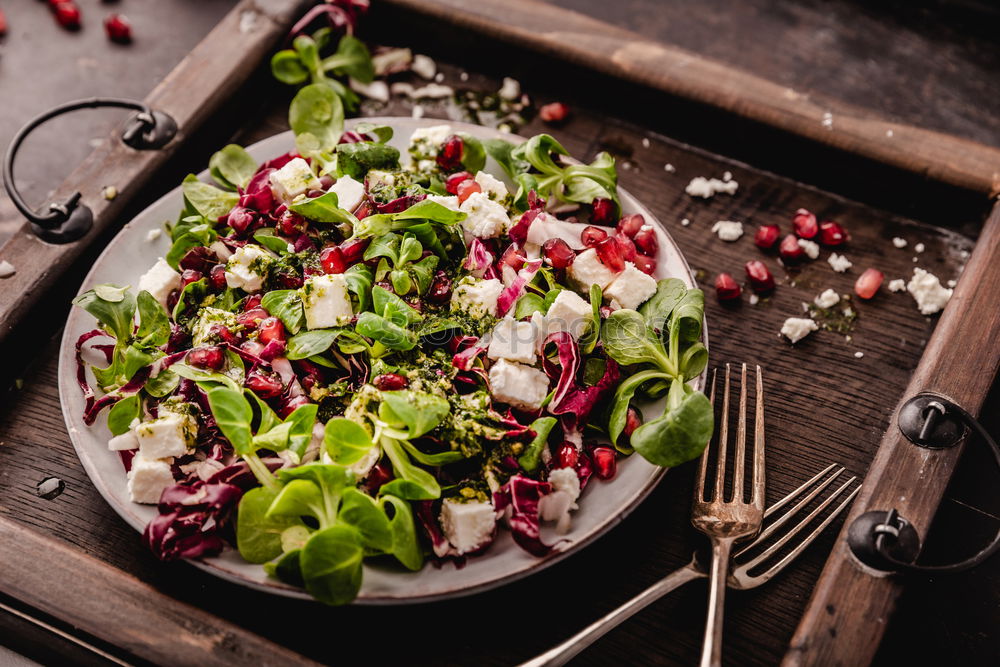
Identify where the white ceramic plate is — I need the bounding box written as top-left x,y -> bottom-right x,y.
58,118 -> 701,604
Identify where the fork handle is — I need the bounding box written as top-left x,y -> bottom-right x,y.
700,537 -> 735,667
521,560 -> 705,667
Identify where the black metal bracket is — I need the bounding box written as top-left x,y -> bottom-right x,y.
847,392 -> 1000,574
2,98 -> 177,244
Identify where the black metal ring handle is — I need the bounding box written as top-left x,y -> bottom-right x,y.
2,98 -> 177,244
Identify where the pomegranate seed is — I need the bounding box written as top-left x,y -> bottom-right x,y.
591,447 -> 617,480
819,220 -> 849,246
778,234 -> 805,262
372,373 -> 409,391
745,261 -> 775,294
180,269 -> 203,287
623,407 -> 643,437
580,225 -> 608,248
538,102 -> 570,123
244,295 -> 263,311
436,135 -> 464,171
52,2 -> 81,30
278,395 -> 312,420
616,214 -> 645,237
575,451 -> 593,488
456,179 -> 481,204
594,236 -> 625,272
615,232 -> 637,262
104,13 -> 131,43
187,346 -> 225,371
166,325 -> 190,354
208,264 -> 227,290
278,212 -> 305,236
258,317 -> 286,344
792,208 -> 818,239
425,271 -> 452,303
632,253 -> 656,275
854,268 -> 884,300
590,198 -> 614,226
556,443 -> 579,469
273,271 -> 304,290
208,325 -> 238,345
754,224 -> 781,249
633,226 -> 658,256
227,207 -> 257,235
319,174 -> 335,189
319,246 -> 347,274
241,340 -> 264,357
542,238 -> 575,269
445,171 -> 472,195
238,308 -> 268,328
179,246 -> 217,273
715,273 -> 742,301
245,369 -> 283,399
340,237 -> 370,263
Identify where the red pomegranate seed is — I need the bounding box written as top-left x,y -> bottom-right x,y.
499,243 -> 526,271
745,261 -> 775,294
633,226 -> 658,256
245,369 -> 283,399
208,264 -> 228,290
240,340 -> 264,356
180,269 -> 202,287
792,208 -> 818,239
208,325 -> 238,345
258,317 -> 286,344
52,2 -> 81,30
819,220 -> 849,246
715,272 -> 742,301
539,102 -> 570,123
616,213 -> 645,237
104,13 -> 131,43
187,346 -> 225,371
542,238 -> 575,269
372,373 -> 410,391
320,246 -> 347,274
754,224 -> 781,249
557,443 -> 579,469
278,212 -> 305,236
575,450 -> 593,486
778,234 -> 805,262
339,237 -> 370,263
273,271 -> 304,290
594,236 -> 625,272
854,268 -> 884,299
590,198 -> 614,226
623,407 -> 643,437
456,179 -> 481,204
425,271 -> 452,304
244,294 -> 263,311
445,171 -> 472,195
227,207 -> 257,235
615,232 -> 637,262
580,225 -> 608,248
632,253 -> 656,275
436,135 -> 464,171
238,308 -> 268,328
591,447 -> 617,480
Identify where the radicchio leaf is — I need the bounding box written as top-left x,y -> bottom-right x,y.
463,238 -> 494,278
493,475 -> 554,557
496,258 -> 542,317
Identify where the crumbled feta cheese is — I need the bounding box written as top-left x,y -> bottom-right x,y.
389,82 -> 414,96
723,171 -> 733,181
473,171 -> 509,200
892,237 -> 907,248
498,77 -> 521,100
191,307 -> 238,346
127,453 -> 175,504
685,176 -> 738,198
711,220 -> 744,241
664,163 -> 676,173
828,253 -> 853,273
797,238 -> 820,259
408,84 -> 453,99
906,268 -> 952,315
781,317 -> 819,344
301,274 -> 353,329
108,431 -> 139,451
269,157 -> 320,201
459,192 -> 510,239
451,277 -> 503,318
914,243 -> 925,253
440,498 -> 496,555
329,175 -> 365,212
411,104 -> 424,119
225,244 -> 272,293
567,248 -> 619,291
748,294 -> 759,305
424,194 -> 461,211
681,218 -> 690,226
409,124 -> 451,153
539,467 -> 581,534
145,228 -> 162,243
604,262 -> 658,310
487,316 -> 538,364
489,359 -> 550,411
434,72 -> 445,83
411,54 -> 437,79
854,351 -> 865,359
545,289 -> 592,339
822,111 -> 834,128
349,78 -> 389,102
814,289 -> 840,309
641,137 -> 651,148
460,71 -> 469,82
525,212 -> 586,249
134,412 -> 195,459
888,279 -> 906,293
138,258 -> 181,309
947,279 -> 957,288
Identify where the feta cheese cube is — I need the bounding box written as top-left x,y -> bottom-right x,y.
780,317 -> 819,344
473,171 -> 508,200
797,238 -> 820,259
525,212 -> 587,249
269,157 -> 320,201
440,498 -> 496,555
424,194 -> 461,212
827,253 -> 853,273
451,277 -> 503,318
539,467 -> 581,534
191,307 -> 238,347
108,431 -> 139,451
225,244 -> 272,293
134,411 -> 196,459
488,358 -> 549,411
137,258 -> 180,309
814,289 -> 840,309
487,316 -> 538,364
906,268 -> 952,315
301,274 -> 353,329
545,289 -> 592,339
459,191 -> 510,239
127,453 -> 175,504
604,262 -> 658,310
567,248 -> 619,292
329,175 -> 365,213
711,220 -> 744,241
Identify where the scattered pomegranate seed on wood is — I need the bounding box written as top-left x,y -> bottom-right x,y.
715,273 -> 742,301
854,268 -> 884,299
539,102 -> 570,123
52,2 -> 82,30
104,13 -> 131,44
779,234 -> 806,262
745,260 -> 775,293
792,208 -> 818,239
754,224 -> 780,249
819,220 -> 849,245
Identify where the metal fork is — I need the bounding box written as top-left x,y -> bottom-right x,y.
521,464 -> 859,667
693,363 -> 766,667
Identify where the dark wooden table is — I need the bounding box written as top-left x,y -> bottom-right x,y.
0,1 -> 997,664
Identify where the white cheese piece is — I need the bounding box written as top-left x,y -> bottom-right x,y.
269,157 -> 320,201
127,453 -> 175,504
797,238 -> 820,259
827,253 -> 853,273
498,77 -> 521,100
892,237 -> 908,249
191,307 -> 238,347
539,467 -> 581,534
473,170 -> 509,200
914,243 -> 925,253
348,78 -> 389,102
525,212 -> 588,249
440,498 -> 496,555
301,274 -> 353,329
409,124 -> 452,147
685,176 -> 738,198
888,279 -> 906,293
411,54 -> 436,79
489,358 -> 549,411
487,316 -> 538,364
451,277 -> 503,318
814,289 -> 840,309
134,411 -> 196,459
711,220 -> 744,241
329,175 -> 365,212
225,244 -> 272,293
530,311 -> 547,354
145,228 -> 162,243
545,289 -> 592,340
459,191 -> 510,239
424,194 -> 461,211
906,268 -> 952,315
854,351 -> 865,359
567,248 -> 619,291
409,84 -> 454,99
138,258 -> 181,309
780,317 -> 819,344
748,294 -> 759,305
604,262 -> 658,310
108,431 -> 139,451
0,261 -> 14,279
